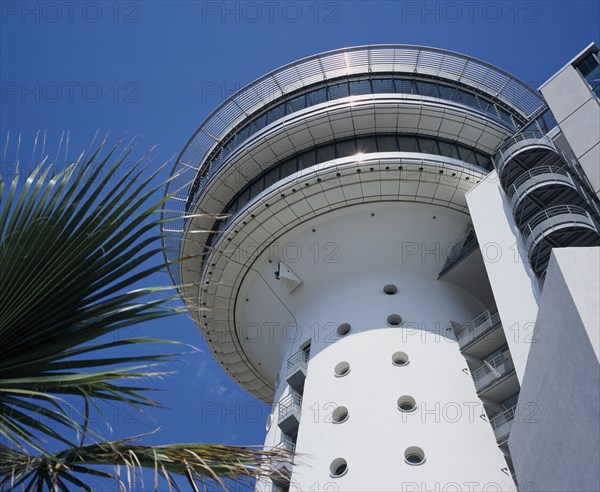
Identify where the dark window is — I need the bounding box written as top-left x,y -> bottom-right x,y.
317,144 -> 336,162
336,139 -> 357,157
418,138 -> 440,154
377,135 -> 398,152
438,141 -> 460,160
307,87 -> 327,106
398,136 -> 420,152
356,136 -> 377,153
372,78 -> 396,93
328,82 -> 350,99
349,79 -> 372,96
298,150 -> 317,169
285,95 -> 306,115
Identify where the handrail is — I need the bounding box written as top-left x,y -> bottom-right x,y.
455,309 -> 501,347
490,405 -> 517,441
472,353 -> 514,390
507,166 -> 572,199
275,437 -> 296,453
278,393 -> 302,422
525,205 -> 593,235
493,130 -> 556,177
287,350 -> 309,374
439,229 -> 478,276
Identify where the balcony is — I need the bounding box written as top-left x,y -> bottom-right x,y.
490,405 -> 517,444
454,309 -> 504,357
494,130 -> 558,184
286,350 -> 308,392
438,229 -> 478,278
523,205 -> 600,276
278,393 -> 302,436
269,438 -> 295,488
472,353 -> 516,398
507,166 -> 576,212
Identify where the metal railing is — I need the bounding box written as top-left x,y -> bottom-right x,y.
493,130 -> 556,177
455,309 -> 501,348
287,350 -> 309,376
524,205 -> 598,253
472,353 -> 515,391
507,166 -> 573,200
439,229 -> 478,276
490,405 -> 517,442
278,393 -> 302,422
275,437 -> 296,454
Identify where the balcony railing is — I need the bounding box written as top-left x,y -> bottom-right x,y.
523,205 -> 598,254
287,350 -> 308,375
278,393 -> 302,424
490,405 -> 517,443
275,437 -> 296,454
455,309 -> 501,348
439,229 -> 478,277
494,130 -> 556,178
507,165 -> 575,209
472,353 -> 515,392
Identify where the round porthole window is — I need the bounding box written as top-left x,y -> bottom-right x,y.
383,284 -> 398,295
337,323 -> 351,336
392,351 -> 409,366
397,395 -> 417,413
332,406 -> 349,424
404,446 -> 426,465
387,314 -> 403,326
330,458 -> 348,477
334,361 -> 351,377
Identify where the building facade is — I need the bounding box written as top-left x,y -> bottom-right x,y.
163,44 -> 600,491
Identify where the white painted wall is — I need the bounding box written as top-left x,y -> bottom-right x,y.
243,202 -> 514,491
466,171 -> 541,383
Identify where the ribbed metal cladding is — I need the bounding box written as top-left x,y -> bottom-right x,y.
162,45 -> 545,287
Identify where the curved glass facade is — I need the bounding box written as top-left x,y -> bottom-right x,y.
189,75 -> 520,211
215,133 -> 491,231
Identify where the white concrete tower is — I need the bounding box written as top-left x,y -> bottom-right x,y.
163,46 -> 550,491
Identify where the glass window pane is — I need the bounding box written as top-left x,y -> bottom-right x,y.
328,82 -> 350,99
418,138 -> 440,154
317,143 -> 336,162
458,146 -> 476,164
394,79 -> 414,94
307,87 -> 327,106
251,113 -> 267,133
372,79 -> 395,93
475,152 -> 492,169
285,95 -> 306,115
336,139 -> 357,157
356,136 -> 377,153
349,79 -> 371,96
265,167 -> 280,187
438,141 -> 460,160
266,103 -> 285,124
250,178 -> 264,199
377,135 -> 398,152
417,81 -> 439,98
398,136 -> 420,152
280,158 -> 298,178
298,150 -> 317,169
438,84 -> 458,102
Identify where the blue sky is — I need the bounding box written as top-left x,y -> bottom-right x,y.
1,0 -> 599,489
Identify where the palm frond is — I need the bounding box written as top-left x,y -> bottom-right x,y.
0,439 -> 293,492
0,137 -> 183,451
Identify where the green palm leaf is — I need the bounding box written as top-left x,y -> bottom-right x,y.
0,136 -> 291,489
